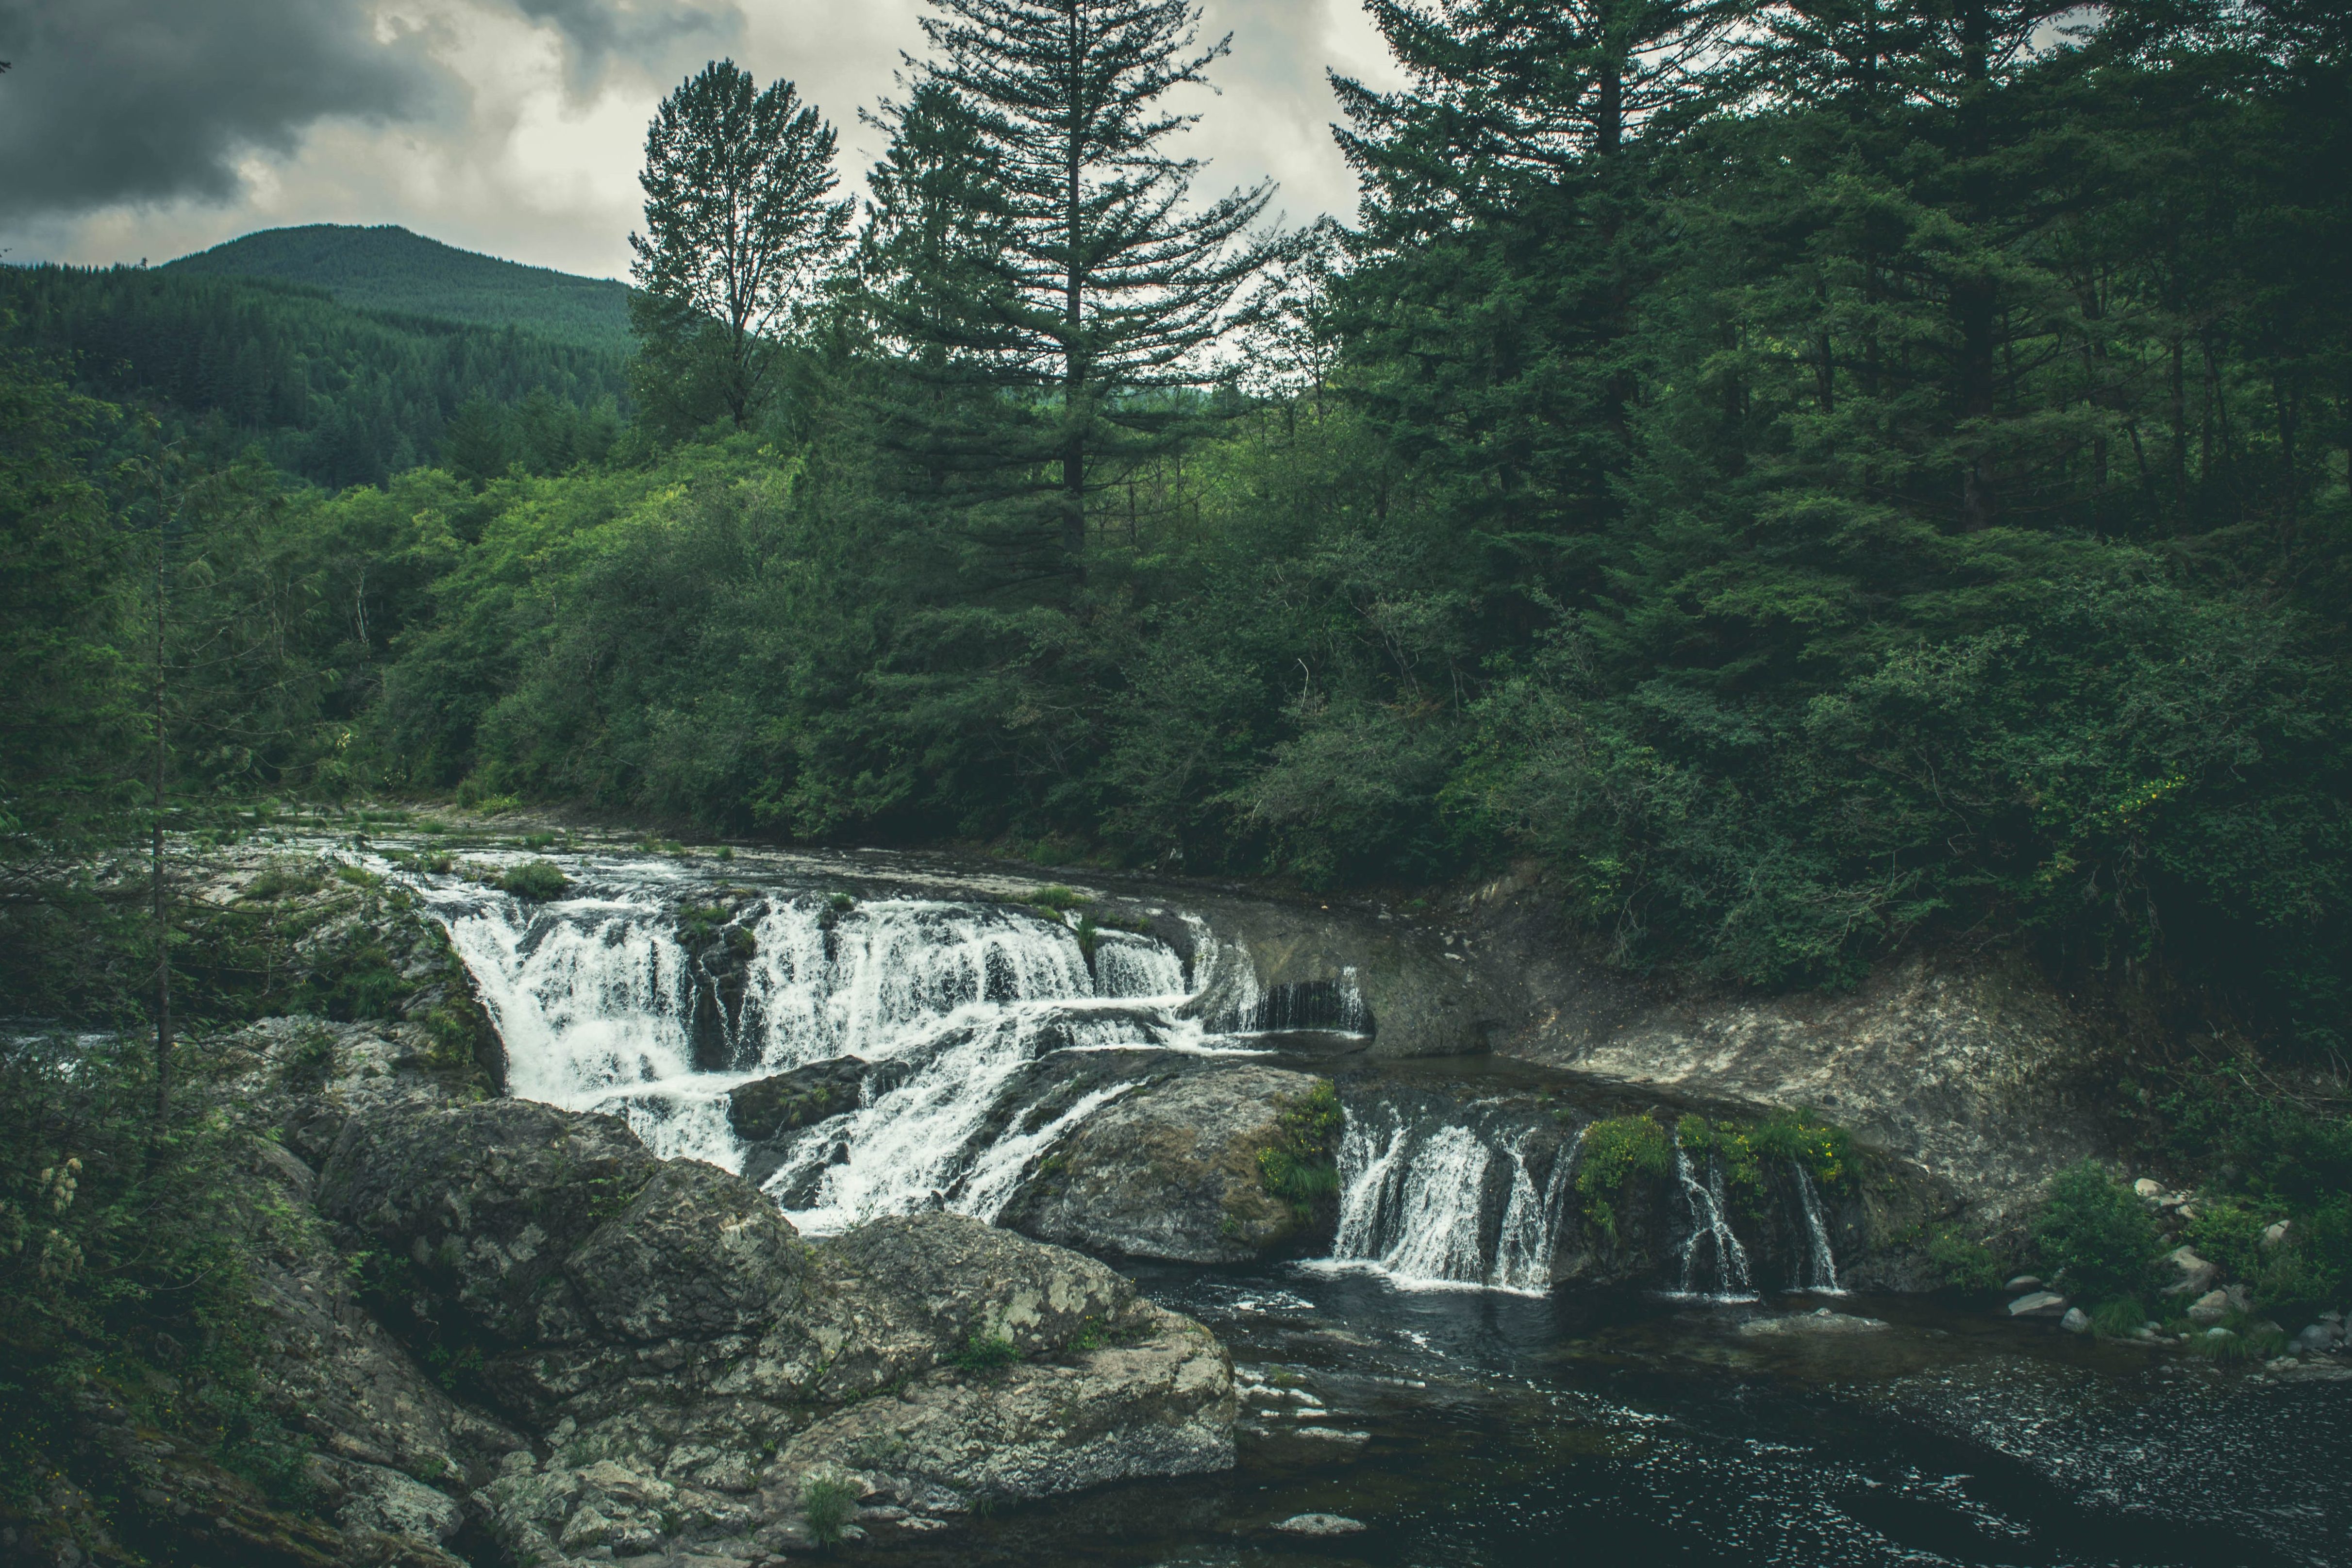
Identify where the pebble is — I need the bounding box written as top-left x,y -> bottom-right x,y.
2061,1307 -> 2091,1334
1275,1514 -> 1368,1536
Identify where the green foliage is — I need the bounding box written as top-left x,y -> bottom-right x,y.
1576,1115 -> 1672,1243
1257,1081 -> 1343,1218
2033,1162 -> 2163,1304
1025,885 -> 1090,914
2183,1197 -> 2277,1285
1751,1112 -> 1852,1189
2089,1298 -> 2151,1338
1675,1115 -> 1760,1193
950,1330 -> 1021,1372
800,1472 -> 858,1547
1926,1225 -> 2005,1292
499,860 -> 571,901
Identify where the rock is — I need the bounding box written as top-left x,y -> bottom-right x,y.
2263,1220 -> 2292,1249
765,1300 -> 1234,1509
729,1055 -> 867,1143
2133,1178 -> 2164,1201
2004,1275 -> 2044,1293
1738,1308 -> 1889,1337
1000,1065 -> 1334,1263
564,1159 -> 809,1341
2061,1307 -> 2091,1334
2188,1289 -> 2233,1326
1275,1514 -> 1368,1535
2160,1246 -> 2217,1297
2007,1291 -> 2068,1318
324,1460 -> 463,1543
2294,1323 -> 2337,1353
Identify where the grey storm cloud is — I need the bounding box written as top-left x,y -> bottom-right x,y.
0,0 -> 741,222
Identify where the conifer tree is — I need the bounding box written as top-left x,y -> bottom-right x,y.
881,0 -> 1285,568
631,61 -> 852,431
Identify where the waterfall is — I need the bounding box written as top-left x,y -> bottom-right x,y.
1792,1164 -> 1845,1294
1321,1101 -> 1565,1294
1671,1142 -> 1756,1301
416,860 -> 1215,1234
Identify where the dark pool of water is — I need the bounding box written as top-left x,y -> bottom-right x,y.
852,1265 -> 2351,1568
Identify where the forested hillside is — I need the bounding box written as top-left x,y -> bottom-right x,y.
0,264 -> 630,487
166,223 -> 639,353
6,0 -> 2350,1057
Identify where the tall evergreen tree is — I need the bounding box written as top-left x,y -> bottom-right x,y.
631,60 -> 853,432
883,0 -> 1285,567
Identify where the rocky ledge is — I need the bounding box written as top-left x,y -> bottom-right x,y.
134,1025 -> 1237,1568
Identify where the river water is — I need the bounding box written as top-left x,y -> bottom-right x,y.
377,842 -> 2349,1568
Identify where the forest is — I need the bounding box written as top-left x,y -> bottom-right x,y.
4,0 -> 2349,1055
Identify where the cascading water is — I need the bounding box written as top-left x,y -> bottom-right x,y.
1792,1164 -> 1845,1293
1322,1100 -> 1568,1294
414,857 -> 1237,1234
1671,1141 -> 1756,1300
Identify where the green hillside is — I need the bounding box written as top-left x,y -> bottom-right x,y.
166,224 -> 637,354
0,264 -> 631,489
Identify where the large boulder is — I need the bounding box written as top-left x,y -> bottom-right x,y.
998,1066 -> 1332,1262
729,1054 -> 867,1143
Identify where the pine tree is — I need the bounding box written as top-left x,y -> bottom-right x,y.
631,60 -> 853,431
881,0 -> 1285,568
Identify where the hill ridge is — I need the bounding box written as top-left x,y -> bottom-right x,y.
165,223 -> 636,355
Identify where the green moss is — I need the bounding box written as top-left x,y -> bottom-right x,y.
950,1330 -> 1022,1373
1675,1115 -> 1761,1193
1257,1081 -> 1342,1218
1751,1110 -> 1853,1188
1576,1115 -> 1671,1243
498,859 -> 570,901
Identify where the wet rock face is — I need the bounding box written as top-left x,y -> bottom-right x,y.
729,1054 -> 867,1143
999,1065 -> 1333,1264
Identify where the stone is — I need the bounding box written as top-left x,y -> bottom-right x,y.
1000,1064 -> 1334,1263
1275,1514 -> 1368,1536
729,1056 -> 867,1144
2061,1307 -> 2091,1334
2007,1291 -> 2068,1318
2003,1275 -> 2044,1293
2133,1178 -> 2164,1201
2294,1324 -> 2337,1353
2188,1289 -> 2233,1326
2160,1246 -> 2217,1297
2263,1220 -> 2292,1249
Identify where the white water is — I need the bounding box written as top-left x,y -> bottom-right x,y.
1793,1164 -> 1846,1294
415,862 -> 1241,1233
1321,1101 -> 1567,1294
1671,1142 -> 1757,1301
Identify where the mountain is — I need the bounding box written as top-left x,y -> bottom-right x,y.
165,224 -> 637,355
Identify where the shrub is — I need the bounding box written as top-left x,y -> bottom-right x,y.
1576,1115 -> 1671,1243
1676,1115 -> 1761,1193
801,1472 -> 858,1546
2089,1298 -> 2150,1337
1927,1225 -> 2004,1290
951,1330 -> 1021,1372
1257,1081 -> 1343,1218
498,859 -> 570,901
1751,1110 -> 1852,1188
2033,1162 -> 2161,1302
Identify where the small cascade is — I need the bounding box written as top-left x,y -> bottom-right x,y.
416,860 -> 1212,1234
1671,1141 -> 1756,1300
1792,1164 -> 1845,1294
1323,1100 -> 1567,1293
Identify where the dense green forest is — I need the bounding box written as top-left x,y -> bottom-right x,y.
0,259 -> 631,488
166,223 -> 640,353
5,0 -> 2350,1051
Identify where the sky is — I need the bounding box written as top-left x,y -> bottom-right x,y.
0,0 -> 1402,281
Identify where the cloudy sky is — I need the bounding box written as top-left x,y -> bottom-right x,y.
0,0 -> 1401,280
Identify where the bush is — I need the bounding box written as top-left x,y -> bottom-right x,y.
498,859 -> 571,901
1257,1081 -> 1342,1217
1576,1115 -> 1672,1242
2033,1162 -> 2162,1302
950,1330 -> 1021,1372
1926,1224 -> 2004,1290
800,1472 -> 858,1546
1751,1111 -> 1852,1188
